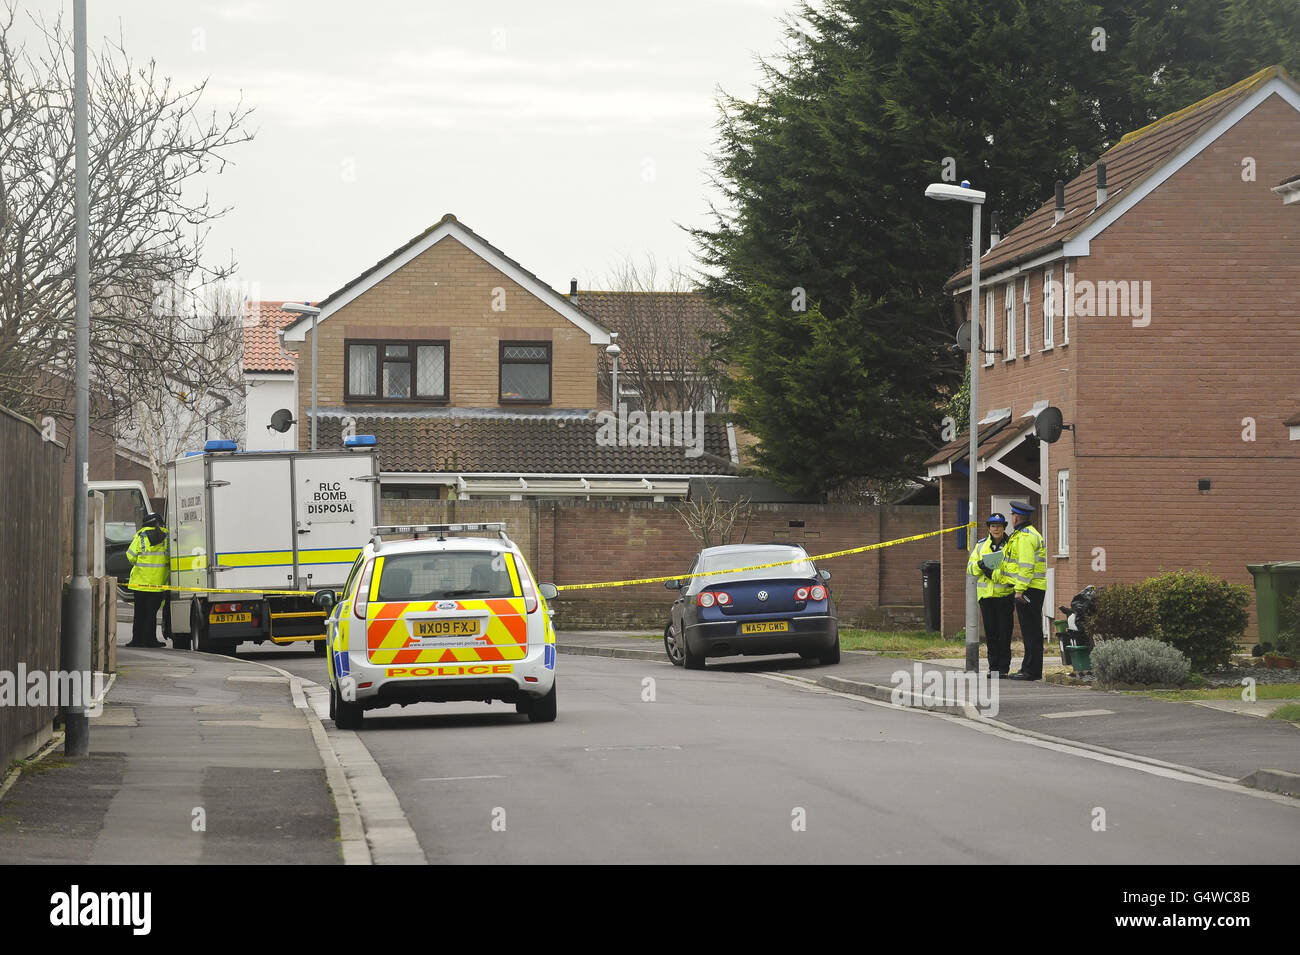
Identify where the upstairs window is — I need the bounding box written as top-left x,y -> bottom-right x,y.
1042,267 -> 1056,349
1004,281 -> 1016,360
1021,277 -> 1031,356
346,339 -> 448,401
500,342 -> 551,403
983,289 -> 996,367
1062,261 -> 1071,345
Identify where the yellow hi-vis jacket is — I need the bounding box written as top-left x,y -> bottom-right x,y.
126,525 -> 169,589
1002,522 -> 1047,595
967,536 -> 1014,599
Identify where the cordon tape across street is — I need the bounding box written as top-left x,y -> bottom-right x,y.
128,523 -> 976,597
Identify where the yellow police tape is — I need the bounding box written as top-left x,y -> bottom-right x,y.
127,584 -> 318,596
126,521 -> 977,598
554,522 -> 977,592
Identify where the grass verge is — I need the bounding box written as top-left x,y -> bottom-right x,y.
1267,703 -> 1300,722
1135,685 -> 1300,703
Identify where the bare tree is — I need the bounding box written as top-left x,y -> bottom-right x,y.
591,256 -> 723,412
0,4 -> 253,441
127,280 -> 247,497
675,486 -> 751,548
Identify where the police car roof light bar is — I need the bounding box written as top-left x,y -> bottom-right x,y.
368,522 -> 513,548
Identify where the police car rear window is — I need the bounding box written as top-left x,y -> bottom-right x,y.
376,552 -> 517,601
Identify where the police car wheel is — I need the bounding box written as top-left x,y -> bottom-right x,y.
335,693 -> 363,730
664,623 -> 685,667
328,684 -> 338,720
527,682 -> 557,723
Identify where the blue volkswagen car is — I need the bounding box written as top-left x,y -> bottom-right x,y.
663,543 -> 839,668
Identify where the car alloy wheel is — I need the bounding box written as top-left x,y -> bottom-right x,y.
664,622 -> 685,666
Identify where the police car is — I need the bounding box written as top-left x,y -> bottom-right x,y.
316,523 -> 559,728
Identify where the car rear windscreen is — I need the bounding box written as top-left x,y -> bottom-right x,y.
377,552 -> 517,601
696,549 -> 816,583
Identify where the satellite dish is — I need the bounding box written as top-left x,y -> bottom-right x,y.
1035,406 -> 1065,443
955,321 -> 975,352
268,409 -> 296,433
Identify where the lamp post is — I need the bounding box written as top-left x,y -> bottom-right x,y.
925,180 -> 986,674
605,332 -> 621,413
281,302 -> 321,450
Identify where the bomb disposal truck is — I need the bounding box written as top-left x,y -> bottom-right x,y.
165,438 -> 380,654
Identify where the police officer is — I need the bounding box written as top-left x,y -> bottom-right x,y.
126,512 -> 169,648
1002,500 -> 1047,680
967,513 -> 1014,676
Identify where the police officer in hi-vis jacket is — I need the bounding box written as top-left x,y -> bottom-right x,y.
126,512 -> 169,648
1001,501 -> 1047,680
967,512 -> 1014,677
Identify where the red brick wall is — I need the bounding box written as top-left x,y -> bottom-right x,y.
940,92 -> 1300,638
378,498 -> 939,629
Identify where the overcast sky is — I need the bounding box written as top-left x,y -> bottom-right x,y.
17,0 -> 800,301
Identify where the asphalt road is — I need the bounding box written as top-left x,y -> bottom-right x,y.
240,643 -> 1298,864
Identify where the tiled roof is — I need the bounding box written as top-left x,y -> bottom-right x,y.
923,415 -> 1028,470
243,301 -> 308,373
286,214 -> 604,337
313,409 -> 739,476
948,66 -> 1299,288
573,291 -> 724,338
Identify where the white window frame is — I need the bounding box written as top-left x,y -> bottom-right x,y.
1057,469 -> 1070,556
1062,261 -> 1071,345
1042,267 -> 1055,350
1021,277 -> 1031,356
1004,281 -> 1016,360
983,289 -> 996,367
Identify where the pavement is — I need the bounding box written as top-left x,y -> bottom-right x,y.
1,624 -> 1296,864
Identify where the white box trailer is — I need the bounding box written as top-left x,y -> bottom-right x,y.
165,442 -> 380,654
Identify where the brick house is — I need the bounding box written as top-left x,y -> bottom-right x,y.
279,214 -> 742,502
926,66 -> 1300,639
243,301 -> 302,451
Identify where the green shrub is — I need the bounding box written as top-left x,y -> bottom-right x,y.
1275,586 -> 1300,659
1090,582 -> 1160,642
1144,571 -> 1249,670
1093,637 -> 1191,686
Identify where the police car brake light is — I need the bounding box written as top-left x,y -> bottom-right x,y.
518,565 -> 539,614
344,434 -> 377,447
354,558 -> 376,620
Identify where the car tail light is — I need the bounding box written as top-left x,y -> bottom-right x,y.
715,591 -> 731,605
353,558 -> 375,620
795,587 -> 809,601
697,592 -> 716,608
810,584 -> 827,601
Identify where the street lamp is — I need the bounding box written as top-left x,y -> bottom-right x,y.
925,179 -> 986,674
605,332 -> 621,412
281,302 -> 321,450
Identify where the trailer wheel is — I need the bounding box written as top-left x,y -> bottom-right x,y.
312,639 -> 327,657
191,600 -> 212,652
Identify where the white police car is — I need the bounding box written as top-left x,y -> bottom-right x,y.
317,523 -> 558,728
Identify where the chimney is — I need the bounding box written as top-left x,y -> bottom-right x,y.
569,278 -> 578,302
1054,181 -> 1065,225
1095,162 -> 1108,207
989,211 -> 1001,248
